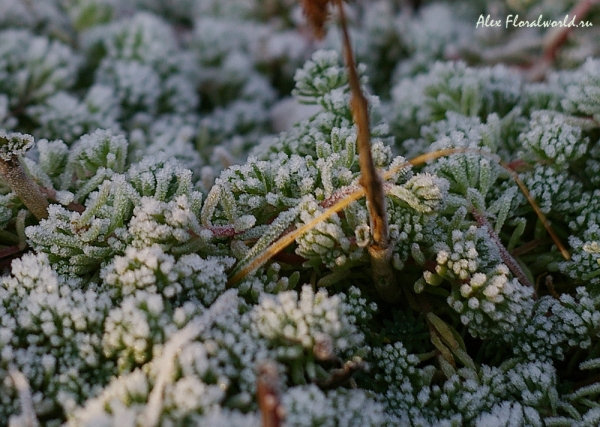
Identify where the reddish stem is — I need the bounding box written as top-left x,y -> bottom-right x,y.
257,361 -> 284,427
39,187 -> 85,213
471,207 -> 535,296
528,0 -> 599,80
0,245 -> 21,259
208,225 -> 240,238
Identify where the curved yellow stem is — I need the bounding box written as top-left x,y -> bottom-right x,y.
228,147 -> 570,286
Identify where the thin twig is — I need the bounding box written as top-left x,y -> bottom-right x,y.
527,0 -> 599,81
545,275 -> 561,300
334,0 -> 388,249
315,357 -> 365,389
511,238 -> 551,257
0,245 -> 22,259
228,148 -> 570,287
335,0 -> 399,301
543,0 -> 598,62
300,0 -> 331,40
472,207 -> 535,297
257,361 -> 285,427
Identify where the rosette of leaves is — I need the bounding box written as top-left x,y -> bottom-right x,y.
251,285 -> 369,386
390,3 -> 470,80
518,164 -> 586,217
0,253 -> 114,421
25,130 -> 212,276
81,12 -> 199,122
282,385 -> 386,427
190,16 -> 281,156
0,29 -> 81,128
57,129 -> 129,200
250,49 -> 388,161
191,16 -> 266,107
294,197 -> 367,272
100,244 -> 234,305
417,224 -> 535,339
66,292 -> 240,427
560,223 -> 600,291
518,111 -> 588,166
561,58 -> 600,124
369,341 -> 433,396
102,291 -> 170,371
25,175 -> 134,275
26,85 -> 122,144
382,358 -> 557,426
503,287 -> 600,363
204,123 -> 372,230
388,61 -> 523,142
385,171 -> 448,266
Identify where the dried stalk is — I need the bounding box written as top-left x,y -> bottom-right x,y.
334,0 -> 398,301
0,245 -> 22,260
315,357 -> 365,389
528,0 -> 599,81
0,133 -> 49,221
300,0 -> 331,40
0,156 -> 49,220
297,0 -> 399,300
228,147 -> 569,287
472,207 -> 535,296
257,361 -> 285,427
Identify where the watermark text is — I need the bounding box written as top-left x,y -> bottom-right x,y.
476,14 -> 593,29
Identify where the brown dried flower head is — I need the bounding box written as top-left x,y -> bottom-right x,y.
300,0 -> 333,39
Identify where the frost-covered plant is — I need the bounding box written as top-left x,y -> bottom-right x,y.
562,58 -> 600,124
0,253 -> 113,420
3,1 -> 600,426
518,111 -> 588,166
0,30 -> 80,113
282,385 -> 386,427
419,225 -> 534,339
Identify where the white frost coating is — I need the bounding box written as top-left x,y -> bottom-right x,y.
8,368 -> 40,427
138,289 -> 239,427
54,190 -> 74,205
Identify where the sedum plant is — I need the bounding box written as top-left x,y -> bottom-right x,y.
1,0 -> 600,426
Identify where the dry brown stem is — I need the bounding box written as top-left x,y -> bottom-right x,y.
257,361 -> 285,427
300,0 -> 332,40
315,357 -> 365,389
228,147 -> 569,290
528,0 -> 599,81
333,0 -> 399,301
0,245 -> 22,259
471,207 -> 535,296
0,156 -> 49,221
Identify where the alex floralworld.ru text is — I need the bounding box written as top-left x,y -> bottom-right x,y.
476,14 -> 581,29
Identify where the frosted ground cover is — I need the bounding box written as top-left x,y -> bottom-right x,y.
1,0 -> 600,426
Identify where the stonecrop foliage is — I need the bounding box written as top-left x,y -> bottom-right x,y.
2,0 -> 600,426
